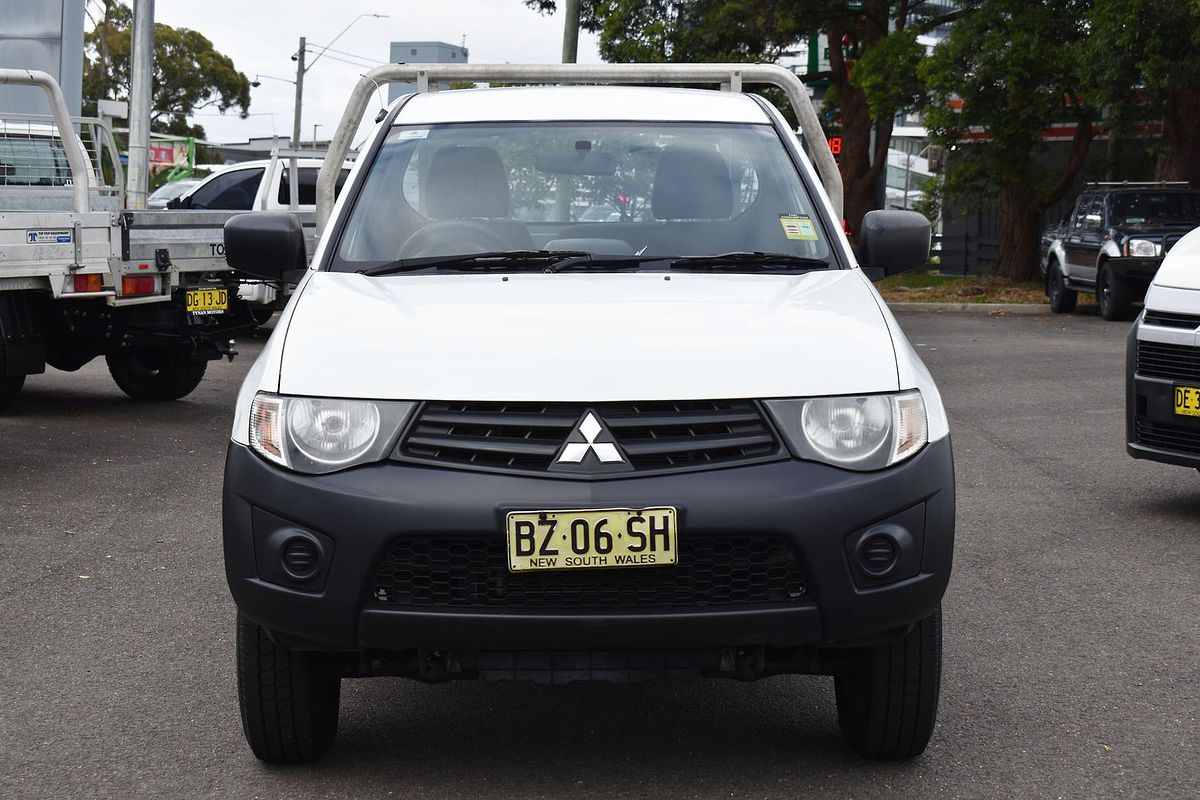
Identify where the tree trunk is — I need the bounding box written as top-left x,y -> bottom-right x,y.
993,186 -> 1042,282
1156,85 -> 1200,185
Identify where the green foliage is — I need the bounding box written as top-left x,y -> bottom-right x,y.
1087,0 -> 1200,129
84,0 -> 251,140
922,0 -> 1092,205
849,26 -> 926,123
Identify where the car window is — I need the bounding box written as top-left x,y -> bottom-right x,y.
188,167 -> 264,210
1109,191 -> 1200,226
335,121 -> 831,269
277,167 -> 351,206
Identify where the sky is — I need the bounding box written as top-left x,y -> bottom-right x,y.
151,0 -> 602,146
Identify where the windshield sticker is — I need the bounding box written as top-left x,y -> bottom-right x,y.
780,214 -> 819,241
396,129 -> 430,141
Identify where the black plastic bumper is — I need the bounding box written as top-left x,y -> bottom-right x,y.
1108,256 -> 1160,290
1127,325 -> 1200,468
223,437 -> 955,652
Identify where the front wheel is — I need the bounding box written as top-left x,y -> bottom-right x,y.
834,605 -> 942,760
1047,260 -> 1077,314
106,349 -> 207,401
1097,264 -> 1135,321
236,614 -> 341,764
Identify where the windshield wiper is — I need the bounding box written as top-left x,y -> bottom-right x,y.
544,254 -> 673,273
358,250 -> 590,277
669,252 -> 832,272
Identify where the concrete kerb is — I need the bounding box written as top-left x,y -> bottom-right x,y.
887,302 -> 1052,315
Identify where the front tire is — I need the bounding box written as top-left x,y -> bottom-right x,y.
236,614 -> 341,764
1097,263 -> 1135,321
1047,259 -> 1077,313
106,348 -> 207,401
834,605 -> 942,760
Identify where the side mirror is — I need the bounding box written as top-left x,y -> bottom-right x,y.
166,194 -> 190,209
858,210 -> 931,280
224,212 -> 306,281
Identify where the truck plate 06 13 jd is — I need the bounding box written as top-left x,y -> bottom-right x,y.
221,63 -> 954,767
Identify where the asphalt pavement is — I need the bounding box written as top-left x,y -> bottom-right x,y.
1,309 -> 1197,799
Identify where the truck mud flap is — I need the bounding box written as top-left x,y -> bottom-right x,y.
0,292 -> 47,376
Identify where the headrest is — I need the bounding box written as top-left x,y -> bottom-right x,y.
651,147 -> 734,220
425,146 -> 511,219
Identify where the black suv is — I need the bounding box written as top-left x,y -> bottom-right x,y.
1041,184 -> 1200,320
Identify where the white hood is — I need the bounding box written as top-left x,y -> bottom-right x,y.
272,270 -> 899,402
1153,227 -> 1200,291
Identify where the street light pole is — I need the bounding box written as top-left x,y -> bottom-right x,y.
561,0 -> 581,63
127,0 -> 155,209
292,36 -> 306,149
290,14 -> 386,152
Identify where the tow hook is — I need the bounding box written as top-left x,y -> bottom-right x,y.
223,339 -> 238,362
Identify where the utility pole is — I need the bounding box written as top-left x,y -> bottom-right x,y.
126,0 -> 155,209
292,36 -> 306,149
561,0 -> 580,63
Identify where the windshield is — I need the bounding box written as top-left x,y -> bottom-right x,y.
148,180 -> 197,202
1109,191 -> 1200,226
332,121 -> 834,272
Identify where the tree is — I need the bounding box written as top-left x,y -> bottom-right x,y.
523,1 -> 966,236
84,0 -> 251,140
923,0 -> 1094,282
1087,0 -> 1200,184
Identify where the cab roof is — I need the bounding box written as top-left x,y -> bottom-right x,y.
393,86 -> 774,125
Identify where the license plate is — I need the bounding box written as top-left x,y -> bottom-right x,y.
1175,385 -> 1200,417
185,288 -> 228,316
505,507 -> 677,573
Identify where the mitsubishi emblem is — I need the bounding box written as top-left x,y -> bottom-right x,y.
557,412 -> 624,464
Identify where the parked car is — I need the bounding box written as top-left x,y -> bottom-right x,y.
222,75 -> 952,765
1042,183 -> 1200,320
145,178 -> 200,209
1127,227 -> 1200,472
167,156 -> 351,212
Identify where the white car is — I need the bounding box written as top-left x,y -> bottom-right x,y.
221,83 -> 953,764
145,178 -> 200,209
1127,226 -> 1200,471
168,156 -> 351,212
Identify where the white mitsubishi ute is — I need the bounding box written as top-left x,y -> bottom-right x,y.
1127,227 -> 1200,470
221,66 -> 954,765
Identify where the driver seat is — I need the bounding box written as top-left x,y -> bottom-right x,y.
423,146 -> 533,250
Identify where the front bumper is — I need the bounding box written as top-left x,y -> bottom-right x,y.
223,437 -> 955,652
1108,256 -> 1160,290
1127,324 -> 1200,469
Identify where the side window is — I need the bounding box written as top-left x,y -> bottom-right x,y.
278,167 -> 352,206
1071,196 -> 1093,229
1083,196 -> 1104,230
189,168 -> 264,210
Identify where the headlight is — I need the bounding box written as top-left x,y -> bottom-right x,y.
249,393 -> 415,474
1125,238 -> 1160,257
765,390 -> 928,471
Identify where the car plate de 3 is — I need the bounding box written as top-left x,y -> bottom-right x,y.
505,507 -> 677,572
1175,385 -> 1200,417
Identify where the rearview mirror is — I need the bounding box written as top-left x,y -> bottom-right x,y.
535,150 -> 617,176
224,212 -> 306,281
858,210 -> 931,280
